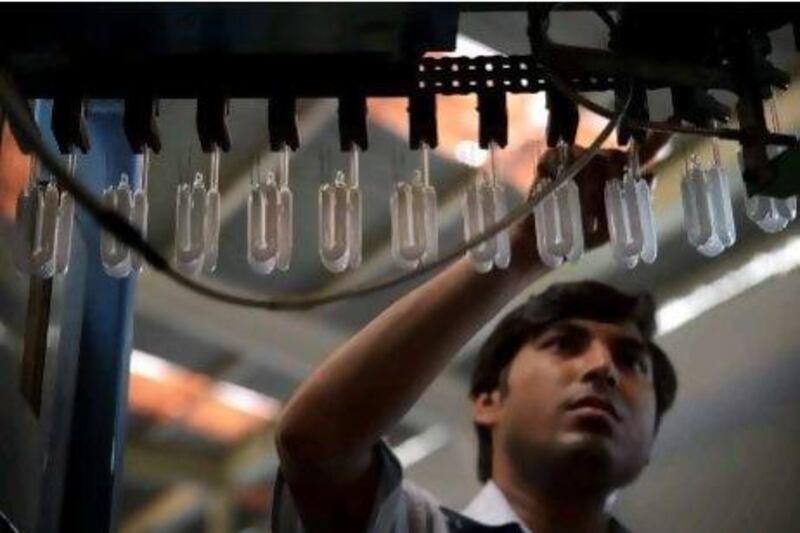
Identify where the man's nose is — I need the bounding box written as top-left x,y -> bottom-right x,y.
581,340 -> 619,389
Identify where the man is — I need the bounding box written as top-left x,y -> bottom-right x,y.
272,140 -> 677,533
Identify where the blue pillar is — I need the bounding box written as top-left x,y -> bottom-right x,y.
54,101 -> 139,533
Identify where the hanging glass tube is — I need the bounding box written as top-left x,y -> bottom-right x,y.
604,142 -> 658,269
681,152 -> 734,257
14,157 -> 38,275
54,153 -> 76,275
203,146 -> 221,273
131,148 -> 150,273
319,145 -> 362,273
319,169 -> 350,272
175,170 -> 207,275
276,144 -> 294,272
347,146 -> 362,270
532,142 -> 584,268
14,157 -> 60,278
391,143 -> 438,270
462,142 -> 510,273
248,158 -> 279,274
101,173 -> 134,277
743,96 -> 797,233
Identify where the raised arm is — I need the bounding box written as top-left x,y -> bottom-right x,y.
275,133 -> 671,530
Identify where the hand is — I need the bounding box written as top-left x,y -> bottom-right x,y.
510,130 -> 672,269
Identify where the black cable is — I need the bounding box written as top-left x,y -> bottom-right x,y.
0,70 -> 630,310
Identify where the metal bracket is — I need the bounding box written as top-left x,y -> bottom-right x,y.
408,91 -> 437,149
51,95 -> 90,154
196,96 -> 231,153
477,90 -> 508,149
123,96 -> 161,154
545,83 -> 579,148
338,94 -> 368,151
268,95 -> 299,152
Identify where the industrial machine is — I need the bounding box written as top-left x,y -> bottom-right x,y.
2,4 -> 800,531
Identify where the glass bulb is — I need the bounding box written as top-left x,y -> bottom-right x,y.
605,178 -> 639,268
276,146 -> 294,272
391,179 -> 427,269
175,173 -> 207,275
682,157 -> 726,257
101,175 -> 133,278
55,192 -> 74,274
492,184 -> 511,269
247,173 -> 278,274
347,186 -> 362,269
635,178 -> 658,264
462,179 -> 495,273
130,190 -> 148,273
533,179 -> 564,269
421,184 -> 438,266
705,164 -> 736,247
319,172 -> 350,273
276,185 -> 293,272
55,153 -> 78,275
203,188 -> 220,273
28,182 -> 60,279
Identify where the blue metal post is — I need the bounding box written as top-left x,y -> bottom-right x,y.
59,101 -> 140,533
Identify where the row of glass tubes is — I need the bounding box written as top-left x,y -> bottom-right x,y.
13,134 -> 799,280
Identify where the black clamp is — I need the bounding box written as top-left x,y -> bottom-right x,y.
52,95 -> 90,154
545,85 -> 578,148
616,82 -> 649,146
338,94 -> 368,152
196,96 -> 231,153
408,92 -> 438,150
124,96 -> 161,154
477,91 -> 508,149
268,95 -> 299,152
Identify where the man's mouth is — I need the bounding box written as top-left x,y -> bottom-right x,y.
565,395 -> 620,422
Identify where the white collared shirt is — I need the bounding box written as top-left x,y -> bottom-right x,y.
462,481 -> 532,532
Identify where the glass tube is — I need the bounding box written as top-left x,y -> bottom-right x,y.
319,171 -> 351,273
55,153 -> 77,275
175,172 -> 207,275
202,147 -> 221,273
101,174 -> 133,278
276,145 -> 293,272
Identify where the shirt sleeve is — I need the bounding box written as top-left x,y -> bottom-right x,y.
270,440 -> 448,533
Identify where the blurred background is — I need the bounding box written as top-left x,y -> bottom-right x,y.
2,7 -> 800,533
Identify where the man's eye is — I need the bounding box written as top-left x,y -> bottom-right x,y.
616,347 -> 649,375
543,330 -> 590,354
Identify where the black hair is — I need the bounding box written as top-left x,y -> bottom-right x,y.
469,281 -> 678,483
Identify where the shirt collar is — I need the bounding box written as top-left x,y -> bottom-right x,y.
461,481 -> 532,533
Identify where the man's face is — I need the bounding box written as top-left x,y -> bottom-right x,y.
474,319 -> 658,492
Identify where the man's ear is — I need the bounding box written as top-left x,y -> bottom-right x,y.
472,390 -> 504,428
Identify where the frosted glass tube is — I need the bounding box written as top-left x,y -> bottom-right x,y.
175,173 -> 207,275
492,184 -> 511,269
347,187 -> 362,269
462,180 -> 493,273
635,179 -> 658,264
101,176 -> 133,278
319,173 -> 350,273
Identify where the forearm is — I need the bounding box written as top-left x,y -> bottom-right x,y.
277,223 -> 543,474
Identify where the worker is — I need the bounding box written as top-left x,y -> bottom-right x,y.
272,137 -> 677,533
